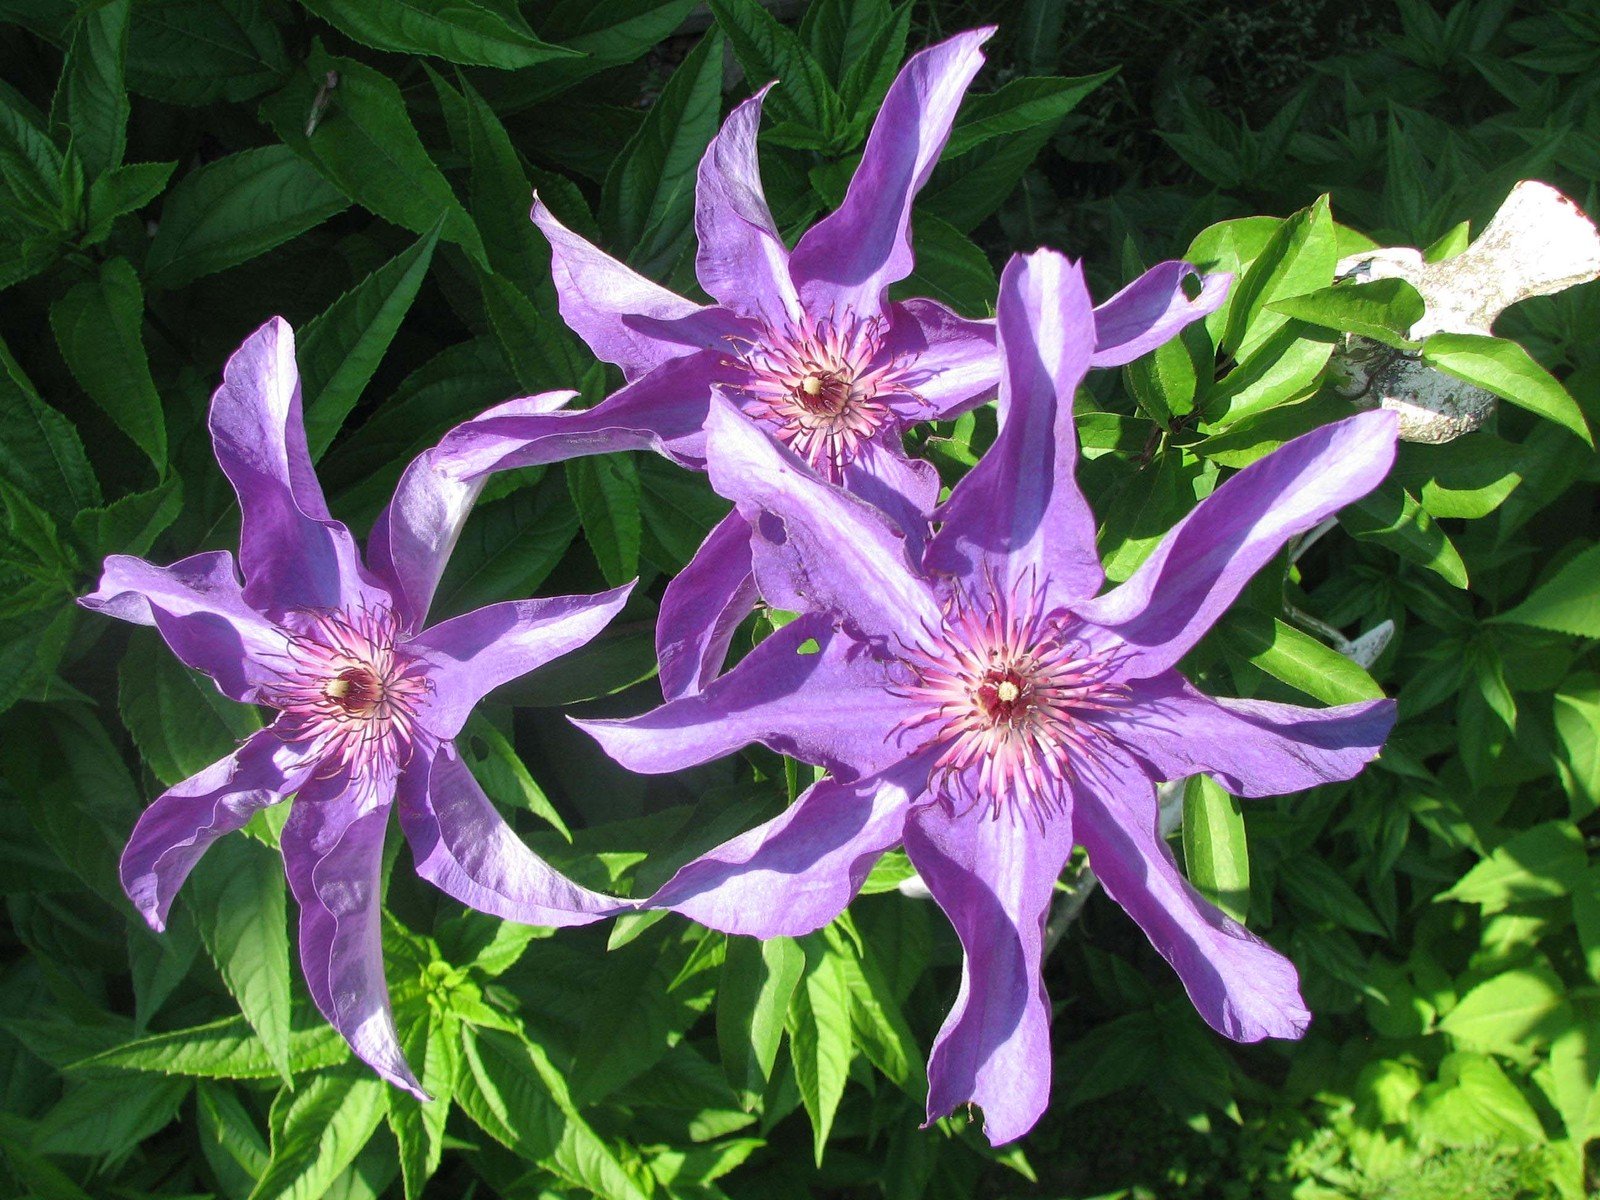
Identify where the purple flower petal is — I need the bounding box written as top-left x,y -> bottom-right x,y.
1092,672 -> 1397,797
368,393 -> 576,631
1089,263 -> 1230,368
1077,410 -> 1400,678
80,551 -> 289,702
281,773 -> 425,1097
788,29 -> 992,316
436,352 -> 725,478
577,613 -> 914,780
657,511 -> 759,700
839,439 -> 940,563
703,396 -> 943,644
396,742 -> 630,927
905,798 -> 1074,1146
926,250 -> 1102,604
409,584 -> 634,739
694,87 -> 800,324
642,750 -> 931,937
533,199 -> 734,381
208,318 -> 385,621
121,728 -> 315,931
884,298 -> 1000,421
1075,746 -> 1310,1042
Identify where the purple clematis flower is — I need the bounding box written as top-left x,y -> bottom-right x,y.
81,318 -> 634,1096
433,27 -> 1227,702
575,250 -> 1400,1144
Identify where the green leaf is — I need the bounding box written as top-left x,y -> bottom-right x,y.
478,269 -> 591,392
126,0 -> 291,107
118,634 -> 262,787
49,256 -> 166,469
249,1066 -> 386,1200
1491,542 -> 1600,638
1182,775 -> 1250,922
453,76 -> 544,295
1266,277 -> 1425,348
944,71 -> 1114,156
710,0 -> 840,138
33,1073 -> 188,1159
460,713 -> 571,839
717,934 -> 804,1106
1280,857 -> 1387,936
385,1005 -> 457,1200
568,453 -> 642,588
1423,331 -> 1593,447
70,475 -> 182,562
1221,195 -> 1336,359
513,0 -> 700,105
432,470 -> 580,618
1413,1053 -> 1546,1148
82,159 -> 174,243
70,1013 -> 349,1079
0,338 -> 98,518
187,837 -> 294,1086
600,28 -> 725,276
1439,965 -> 1568,1059
824,918 -> 922,1097
894,212 -> 997,318
788,934 -> 853,1165
1553,673 -> 1600,819
51,0 -> 131,179
198,1081 -> 270,1198
296,0 -> 570,69
300,219 -> 442,458
0,87 -> 68,228
259,46 -> 485,267
1339,480 -> 1468,588
1213,610 -> 1386,705
145,145 -> 348,290
1438,821 -> 1587,912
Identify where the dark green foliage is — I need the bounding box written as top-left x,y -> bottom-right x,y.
1,1 -> 1598,1198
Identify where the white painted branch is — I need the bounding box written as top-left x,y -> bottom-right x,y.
1330,181 -> 1600,442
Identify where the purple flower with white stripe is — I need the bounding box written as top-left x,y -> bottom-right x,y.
576,250 -> 1400,1144
433,28 -> 1226,702
81,318 -> 633,1096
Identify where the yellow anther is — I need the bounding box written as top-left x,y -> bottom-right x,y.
996,680 -> 1021,703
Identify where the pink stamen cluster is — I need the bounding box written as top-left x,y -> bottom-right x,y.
264,605 -> 430,780
891,574 -> 1124,823
727,311 -> 920,480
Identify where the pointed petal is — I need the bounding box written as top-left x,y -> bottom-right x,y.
281,775 -> 424,1096
694,87 -> 800,323
1077,410 -> 1400,677
657,511 -> 759,700
884,298 -> 1000,421
410,584 -> 634,739
578,613 -> 915,780
436,352 -> 724,478
80,551 -> 288,702
926,250 -> 1102,604
121,728 -> 314,931
1075,746 -> 1310,1042
397,743 -> 630,927
208,318 -> 383,620
789,29 -> 992,316
533,199 -> 735,380
1092,672 -> 1396,797
643,751 -> 929,937
839,439 -> 940,563
905,799 -> 1073,1146
703,396 -> 943,644
1089,264 -> 1230,368
367,393 -> 576,630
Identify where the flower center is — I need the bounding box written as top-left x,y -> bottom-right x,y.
264,606 -> 429,779
725,313 -> 920,480
890,577 -> 1124,822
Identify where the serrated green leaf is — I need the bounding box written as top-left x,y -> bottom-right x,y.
432,469 -> 579,619
717,934 -> 804,1107
1413,1053 -> 1545,1148
788,934 -> 853,1165
1423,331 -> 1593,447
69,1013 -> 349,1079
259,46 -> 485,267
1267,277 -> 1425,348
1491,543 -> 1600,638
33,1073 -> 187,1159
945,70 -> 1113,156
50,0 -> 130,179
127,0 -> 290,107
49,256 -> 165,469
145,145 -> 348,289
894,211 -> 996,318
1182,775 -> 1250,922
198,1081 -> 270,1199
1439,965 -> 1568,1058
1214,610 -> 1385,705
249,1066 -> 385,1200
70,475 -> 182,562
297,0 -> 570,69
186,836 -> 294,1086
1280,857 -> 1386,936
711,0 -> 840,138
1553,674 -> 1600,820
385,1006 -> 456,1200
824,918 -> 922,1097
460,713 -> 570,839
118,634 -> 262,787
1438,821 -> 1587,911
568,453 -> 642,588
300,219 -> 441,458
600,28 -> 725,276
0,337 -> 98,518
